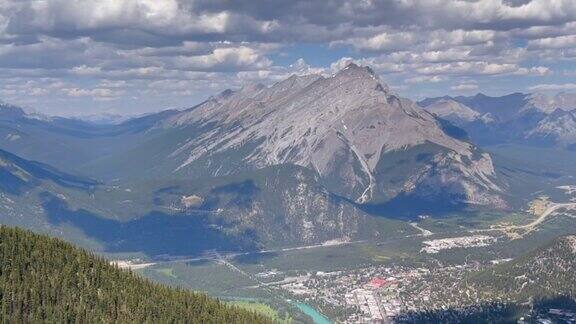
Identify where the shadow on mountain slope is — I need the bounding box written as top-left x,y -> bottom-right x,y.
0,149 -> 98,196
40,193 -> 256,257
346,193 -> 469,220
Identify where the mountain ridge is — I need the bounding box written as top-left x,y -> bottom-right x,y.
142,63 -> 506,208
419,92 -> 576,147
0,64 -> 512,252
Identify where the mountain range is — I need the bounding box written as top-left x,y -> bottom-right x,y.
419,92 -> 576,149
2,63 -> 574,258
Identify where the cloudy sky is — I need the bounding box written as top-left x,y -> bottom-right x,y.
1,0 -> 575,117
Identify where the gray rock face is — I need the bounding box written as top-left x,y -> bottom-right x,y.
527,109 -> 576,144
424,98 -> 482,126
210,166 -> 384,247
161,64 -> 505,208
526,92 -> 576,114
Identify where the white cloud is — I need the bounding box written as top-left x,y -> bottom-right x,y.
71,65 -> 102,76
172,46 -> 272,71
334,29 -> 497,53
515,66 -> 551,75
416,62 -> 520,76
528,35 -> 576,49
514,21 -> 576,39
450,83 -> 479,91
340,31 -> 417,51
63,87 -> 124,99
405,75 -> 445,84
528,83 -> 576,91
0,0 -> 574,116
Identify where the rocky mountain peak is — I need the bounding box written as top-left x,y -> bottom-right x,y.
162,64 -> 505,208
328,63 -> 390,98
335,63 -> 381,83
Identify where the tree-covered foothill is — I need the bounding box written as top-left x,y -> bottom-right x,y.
0,226 -> 271,323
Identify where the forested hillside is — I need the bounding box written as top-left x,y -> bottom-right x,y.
468,234 -> 576,300
0,226 -> 270,323
396,234 -> 576,323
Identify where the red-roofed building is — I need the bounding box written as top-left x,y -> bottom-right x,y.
368,277 -> 387,289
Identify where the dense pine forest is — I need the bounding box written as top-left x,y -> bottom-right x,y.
0,226 -> 271,323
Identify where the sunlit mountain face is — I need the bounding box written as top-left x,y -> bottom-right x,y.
1,1 -> 576,323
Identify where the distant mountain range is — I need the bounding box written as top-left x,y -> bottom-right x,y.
6,64 -> 575,256
419,92 -> 576,149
